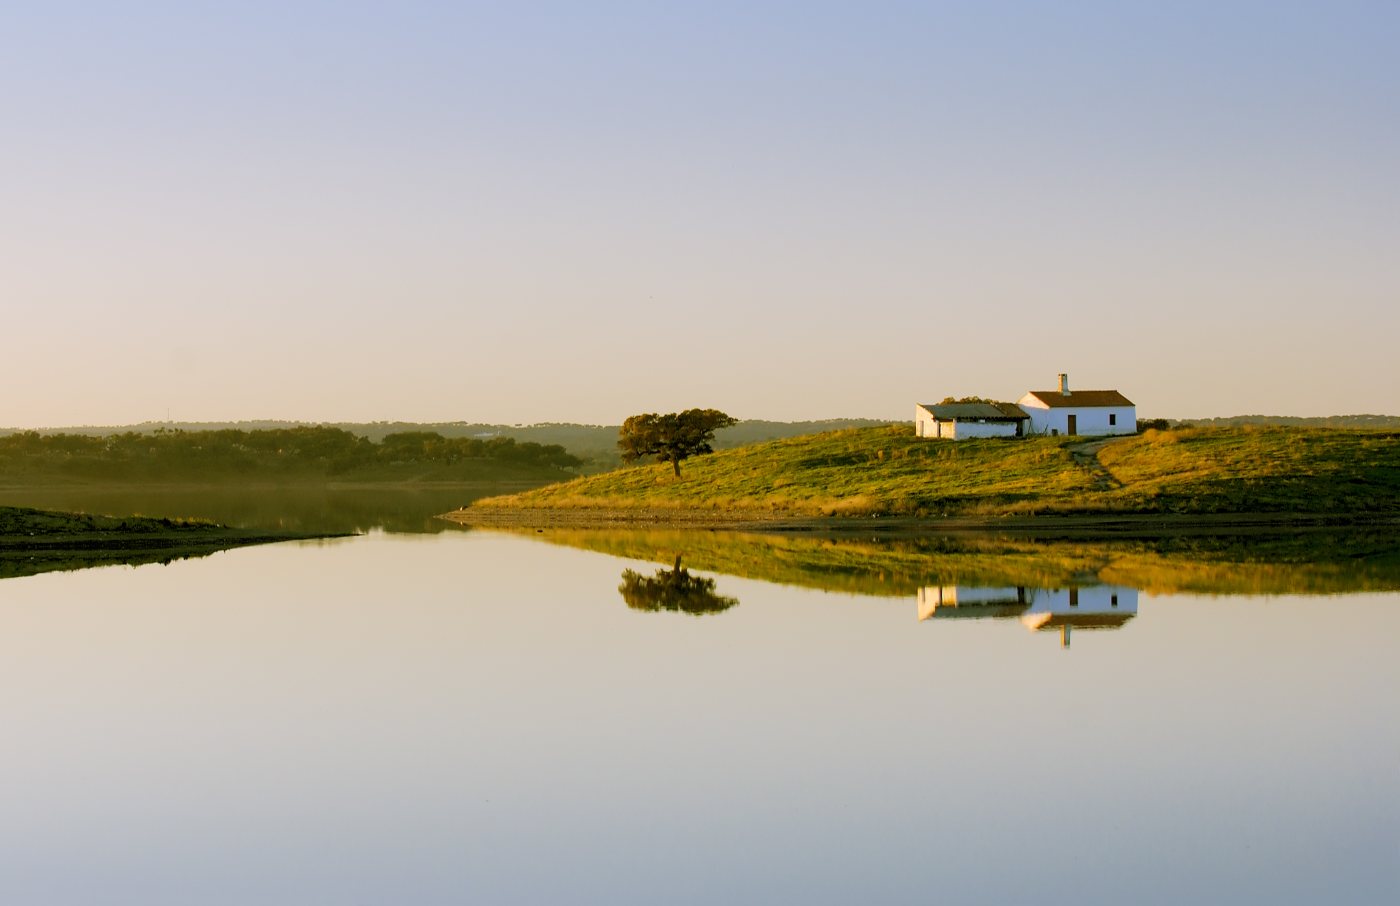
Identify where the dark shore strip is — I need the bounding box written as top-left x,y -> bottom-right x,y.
1,505 -> 349,558
2,505 -> 354,582
442,507 -> 1400,539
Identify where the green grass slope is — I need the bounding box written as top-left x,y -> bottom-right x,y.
471,425 -> 1400,518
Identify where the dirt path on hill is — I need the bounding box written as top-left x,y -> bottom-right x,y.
1066,438 -> 1124,491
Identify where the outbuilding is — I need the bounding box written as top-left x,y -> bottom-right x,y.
1017,374 -> 1135,437
914,402 -> 1030,440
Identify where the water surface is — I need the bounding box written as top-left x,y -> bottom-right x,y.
0,518 -> 1396,904
0,484 -> 485,534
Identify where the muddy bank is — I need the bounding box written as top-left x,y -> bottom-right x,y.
441,506 -> 1400,539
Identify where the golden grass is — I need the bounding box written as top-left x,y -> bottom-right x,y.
474,425 -> 1400,518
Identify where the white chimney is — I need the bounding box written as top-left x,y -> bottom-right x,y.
1058,373 -> 1070,396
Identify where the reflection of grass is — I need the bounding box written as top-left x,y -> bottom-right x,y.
501,526 -> 1400,597
0,506 -> 337,581
4,546 -> 226,581
475,425 -> 1400,518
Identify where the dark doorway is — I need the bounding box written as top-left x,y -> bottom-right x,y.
1067,414 -> 1078,435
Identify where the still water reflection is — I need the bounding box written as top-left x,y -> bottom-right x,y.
918,583 -> 1138,647
1,514 -> 1397,904
619,556 -> 739,616
0,484 -> 497,535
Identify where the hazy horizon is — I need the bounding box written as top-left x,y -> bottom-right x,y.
5,2 -> 1397,426
4,409 -> 1398,434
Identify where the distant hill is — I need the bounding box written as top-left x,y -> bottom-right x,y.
1172,414 -> 1400,429
0,418 -> 893,471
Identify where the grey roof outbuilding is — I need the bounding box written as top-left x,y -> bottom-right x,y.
918,402 -> 1029,421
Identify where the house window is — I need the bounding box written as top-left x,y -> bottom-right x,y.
1111,594 -> 1118,607
1069,589 -> 1079,607
1109,413 -> 1117,426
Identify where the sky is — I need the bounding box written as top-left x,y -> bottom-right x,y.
3,0 -> 1397,426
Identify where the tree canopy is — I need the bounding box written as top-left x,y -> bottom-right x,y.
617,408 -> 737,476
0,427 -> 581,480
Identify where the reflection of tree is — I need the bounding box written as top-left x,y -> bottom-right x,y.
618,555 -> 739,616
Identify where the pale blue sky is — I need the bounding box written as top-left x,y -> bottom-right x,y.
3,1 -> 1397,425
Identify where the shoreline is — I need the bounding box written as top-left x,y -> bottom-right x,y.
0,505 -> 350,554
442,507 -> 1400,539
0,479 -> 552,492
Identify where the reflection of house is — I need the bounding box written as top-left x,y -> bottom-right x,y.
918,585 -> 1028,621
914,402 -> 1029,440
917,584 -> 1138,648
1020,586 -> 1138,647
1017,374 -> 1135,437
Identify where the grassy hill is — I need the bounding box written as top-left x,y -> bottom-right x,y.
468,425 -> 1400,519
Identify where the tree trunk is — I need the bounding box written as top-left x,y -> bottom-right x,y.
671,457 -> 681,477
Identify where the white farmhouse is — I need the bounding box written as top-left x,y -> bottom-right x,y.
914,402 -> 1029,440
1017,374 -> 1135,437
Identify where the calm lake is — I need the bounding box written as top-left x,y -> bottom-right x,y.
2,488 -> 1398,904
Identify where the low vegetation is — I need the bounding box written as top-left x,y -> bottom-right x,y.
1177,414 -> 1400,429
469,425 -> 1400,519
0,427 -> 580,485
0,418 -> 894,472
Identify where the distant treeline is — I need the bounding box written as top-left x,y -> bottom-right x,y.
0,419 -> 894,470
1172,414 -> 1400,429
0,427 -> 580,482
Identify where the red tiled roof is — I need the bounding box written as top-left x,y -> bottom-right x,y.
1023,389 -> 1134,408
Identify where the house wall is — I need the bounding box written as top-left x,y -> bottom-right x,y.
1024,586 -> 1139,616
1019,585 -> 1139,639
915,407 -> 1023,440
918,585 -> 1025,620
1017,396 -> 1136,437
916,586 -> 944,620
947,420 -> 1019,440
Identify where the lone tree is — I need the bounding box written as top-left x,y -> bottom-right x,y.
618,408 -> 737,477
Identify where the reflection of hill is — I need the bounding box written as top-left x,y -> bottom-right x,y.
3,545 -> 231,581
1,505 -> 334,581
498,527 -> 1400,597
1,486 -> 492,535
